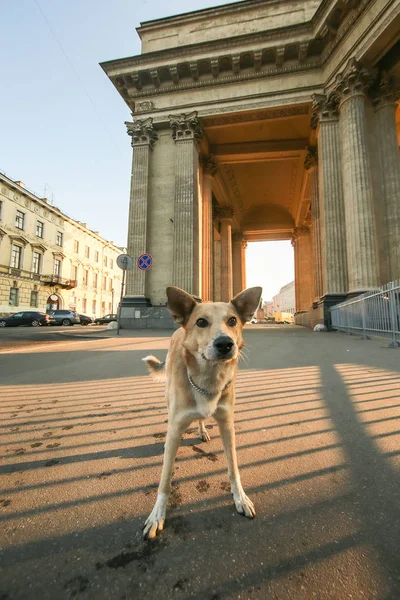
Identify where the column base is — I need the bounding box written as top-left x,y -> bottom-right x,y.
119,303 -> 177,330
295,294 -> 349,330
319,293 -> 348,330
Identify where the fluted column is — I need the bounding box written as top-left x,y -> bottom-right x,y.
312,94 -> 348,296
202,156 -> 216,300
373,74 -> 400,282
292,226 -> 313,313
125,118 -> 158,296
169,112 -> 202,295
232,233 -> 246,296
334,58 -> 379,293
218,208 -> 234,301
304,147 -> 323,301
213,232 -> 221,302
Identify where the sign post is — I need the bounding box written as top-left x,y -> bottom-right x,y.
116,254 -> 134,336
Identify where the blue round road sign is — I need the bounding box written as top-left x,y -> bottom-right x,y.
137,253 -> 153,270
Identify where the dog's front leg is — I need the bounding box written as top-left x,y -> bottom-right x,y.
143,416 -> 191,539
215,411 -> 255,518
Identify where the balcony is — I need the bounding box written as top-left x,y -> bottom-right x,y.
42,275 -> 77,289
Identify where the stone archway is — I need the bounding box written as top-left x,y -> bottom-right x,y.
46,293 -> 62,312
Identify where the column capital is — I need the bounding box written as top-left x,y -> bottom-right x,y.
125,117 -> 158,149
311,93 -> 339,126
333,58 -> 376,103
169,111 -> 203,142
304,146 -> 318,171
202,154 -> 218,177
372,71 -> 398,110
232,231 -> 244,243
213,206 -> 234,221
291,226 -> 309,246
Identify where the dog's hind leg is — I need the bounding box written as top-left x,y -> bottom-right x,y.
198,419 -> 210,442
215,413 -> 256,519
143,415 -> 191,540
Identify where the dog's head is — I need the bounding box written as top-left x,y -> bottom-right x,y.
166,286 -> 262,363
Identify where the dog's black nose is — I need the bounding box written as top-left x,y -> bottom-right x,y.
214,336 -> 234,354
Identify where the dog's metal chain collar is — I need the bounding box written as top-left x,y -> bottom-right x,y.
187,371 -> 231,397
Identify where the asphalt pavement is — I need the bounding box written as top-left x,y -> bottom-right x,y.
0,325 -> 399,599
0,324 -> 110,352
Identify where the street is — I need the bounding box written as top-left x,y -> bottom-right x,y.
0,325 -> 110,352
0,326 -> 399,599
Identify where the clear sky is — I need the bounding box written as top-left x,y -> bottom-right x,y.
1,0 -> 293,299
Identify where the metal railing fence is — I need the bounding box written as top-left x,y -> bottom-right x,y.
330,280 -> 400,348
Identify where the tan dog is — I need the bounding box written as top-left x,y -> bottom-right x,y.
142,285 -> 262,539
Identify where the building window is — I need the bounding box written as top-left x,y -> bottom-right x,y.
71,265 -> 78,282
92,300 -> 96,314
54,258 -> 61,276
56,231 -> 63,246
109,278 -> 113,291
36,221 -> 44,238
10,245 -> 22,269
0,200 -> 3,220
9,287 -> 19,306
15,210 -> 25,230
83,269 -> 89,286
103,276 -> 107,290
85,245 -> 90,259
95,250 -> 99,262
74,240 -> 79,253
82,298 -> 87,313
108,302 -> 112,313
93,272 -> 98,289
30,290 -> 38,307
103,256 -> 107,267
110,259 -> 113,269
32,251 -> 41,274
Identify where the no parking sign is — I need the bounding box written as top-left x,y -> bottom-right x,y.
137,253 -> 153,270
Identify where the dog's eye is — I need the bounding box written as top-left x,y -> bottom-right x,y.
227,316 -> 237,327
196,318 -> 209,328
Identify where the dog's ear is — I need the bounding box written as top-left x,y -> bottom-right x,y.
231,287 -> 262,323
166,286 -> 197,326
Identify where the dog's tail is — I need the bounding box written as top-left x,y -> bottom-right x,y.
142,355 -> 166,382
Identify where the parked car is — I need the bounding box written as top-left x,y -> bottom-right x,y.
94,313 -> 117,325
48,310 -> 80,326
0,311 -> 55,327
78,314 -> 93,326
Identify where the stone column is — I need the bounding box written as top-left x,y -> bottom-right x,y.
169,112 -> 202,295
218,208 -> 234,301
334,58 -> 379,293
292,226 -> 314,315
373,73 -> 400,282
213,229 -> 222,302
304,147 -> 323,301
125,118 -> 158,296
312,93 -> 348,297
202,156 -> 217,300
232,233 -> 246,296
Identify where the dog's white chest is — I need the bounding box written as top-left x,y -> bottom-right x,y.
192,392 -> 220,419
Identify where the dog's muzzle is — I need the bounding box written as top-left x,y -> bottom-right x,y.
213,335 -> 235,359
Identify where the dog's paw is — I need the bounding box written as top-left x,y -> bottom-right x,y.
143,493 -> 167,540
199,429 -> 211,442
233,491 -> 256,519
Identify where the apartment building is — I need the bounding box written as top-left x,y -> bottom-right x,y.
272,281 -> 295,315
0,173 -> 124,317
